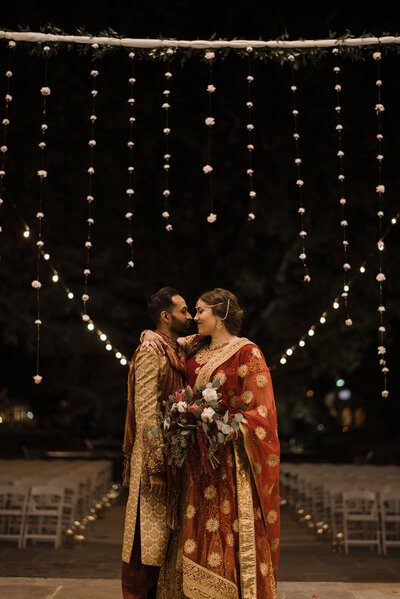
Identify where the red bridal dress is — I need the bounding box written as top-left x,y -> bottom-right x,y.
158,337 -> 280,599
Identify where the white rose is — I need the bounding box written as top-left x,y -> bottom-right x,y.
202,388 -> 218,403
173,401 -> 187,413
201,407 -> 216,422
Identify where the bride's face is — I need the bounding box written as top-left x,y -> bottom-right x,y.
194,302 -> 218,336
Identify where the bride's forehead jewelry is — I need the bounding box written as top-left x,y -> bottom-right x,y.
196,298 -> 230,320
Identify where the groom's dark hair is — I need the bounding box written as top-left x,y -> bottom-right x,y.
147,286 -> 180,326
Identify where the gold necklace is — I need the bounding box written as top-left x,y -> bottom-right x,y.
209,338 -> 233,351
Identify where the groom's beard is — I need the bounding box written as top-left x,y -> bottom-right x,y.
170,316 -> 195,337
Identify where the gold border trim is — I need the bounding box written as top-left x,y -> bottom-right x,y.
182,556 -> 239,599
233,435 -> 258,599
194,338 -> 252,389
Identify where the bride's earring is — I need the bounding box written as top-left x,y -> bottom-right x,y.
216,319 -> 222,329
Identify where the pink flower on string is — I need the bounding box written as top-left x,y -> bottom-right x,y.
345,319 -> 353,326
207,84 -> 216,93
376,185 -> 385,193
304,274 -> 311,282
207,213 -> 217,223
299,253 -> 306,260
296,179 -> 304,187
82,294 -> 89,302
127,261 -> 134,268
205,117 -> 215,126
249,191 -> 256,198
376,273 -> 386,282
205,51 -> 215,60
248,213 -> 255,221
375,103 -> 385,113
40,87 -> 51,96
373,51 -> 381,60
31,280 -> 41,289
162,211 -> 170,219
203,165 -> 213,174
33,375 -> 42,384
382,390 -> 389,398
166,224 -> 173,231
164,72 -> 173,78
126,189 -> 134,196
125,212 -> 133,219
377,346 -> 386,355
37,170 -> 47,178
163,189 -> 171,197
88,139 -> 96,147
91,70 -> 99,77
126,237 -> 133,245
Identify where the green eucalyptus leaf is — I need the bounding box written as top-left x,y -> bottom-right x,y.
223,410 -> 229,424
202,422 -> 208,433
231,420 -> 239,431
212,379 -> 221,389
151,426 -> 159,437
235,413 -> 244,422
218,432 -> 225,444
221,424 -> 231,435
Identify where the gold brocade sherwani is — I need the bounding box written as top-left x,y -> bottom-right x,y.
122,347 -> 170,566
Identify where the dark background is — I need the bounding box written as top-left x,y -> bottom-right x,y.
0,1 -> 399,463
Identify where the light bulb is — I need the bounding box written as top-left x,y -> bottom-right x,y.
299,340 -> 305,347
344,285 -> 349,292
52,274 -> 59,282
116,352 -> 122,359
320,316 -> 326,324
392,218 -> 397,224
23,230 -> 30,238
100,334 -> 107,341
360,266 -> 366,273
68,292 -> 74,299
120,358 -> 127,366
87,323 -> 94,331
280,357 -> 287,365
287,348 -> 293,356
333,302 -> 339,309
106,343 -> 112,351
44,253 -> 50,260
308,329 -> 315,336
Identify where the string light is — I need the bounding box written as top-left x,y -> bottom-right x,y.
31,44 -> 51,385
204,50 -> 216,223
373,48 -> 389,399
245,46 -> 256,221
126,51 -> 136,264
161,50 -> 174,231
288,54 -> 310,283
332,48 -> 352,327
0,40 -> 16,257
82,46 -> 99,325
274,207 -> 400,373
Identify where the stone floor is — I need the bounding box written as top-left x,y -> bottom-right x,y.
0,492 -> 399,598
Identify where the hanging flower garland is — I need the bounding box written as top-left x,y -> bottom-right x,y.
245,46 -> 256,221
82,44 -> 99,324
125,51 -> 136,265
373,49 -> 389,399
31,44 -> 51,384
161,51 -> 174,232
0,40 -> 16,254
288,55 -> 310,283
204,50 -> 216,223
332,48 -> 352,327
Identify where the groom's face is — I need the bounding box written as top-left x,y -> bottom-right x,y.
168,295 -> 193,336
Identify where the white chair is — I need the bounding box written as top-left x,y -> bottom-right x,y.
0,485 -> 29,548
343,489 -> 381,553
22,486 -> 64,549
380,490 -> 400,554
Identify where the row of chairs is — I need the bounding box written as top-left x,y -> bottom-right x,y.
0,460 -> 113,548
280,462 -> 400,554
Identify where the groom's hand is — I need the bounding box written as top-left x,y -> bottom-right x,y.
149,473 -> 166,497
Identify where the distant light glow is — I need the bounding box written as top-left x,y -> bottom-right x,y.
100,334 -> 107,341
336,378 -> 345,388
308,329 -> 315,336
286,348 -> 293,356
106,343 -> 112,351
338,389 -> 351,400
306,389 -> 314,397
317,423 -> 325,432
333,301 -> 339,309
320,316 -> 326,324
280,357 -> 287,365
68,292 -> 74,299
27,411 -> 34,420
299,340 -> 305,347
52,274 -> 59,282
360,266 -> 366,273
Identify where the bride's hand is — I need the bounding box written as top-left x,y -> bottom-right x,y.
140,330 -> 164,354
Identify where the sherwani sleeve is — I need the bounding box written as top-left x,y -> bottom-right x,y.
134,349 -> 166,478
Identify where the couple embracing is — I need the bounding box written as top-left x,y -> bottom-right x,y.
121,287 -> 280,599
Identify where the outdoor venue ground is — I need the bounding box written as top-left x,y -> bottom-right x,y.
0,490 -> 399,599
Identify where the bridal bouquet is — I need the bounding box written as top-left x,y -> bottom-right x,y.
152,379 -> 244,474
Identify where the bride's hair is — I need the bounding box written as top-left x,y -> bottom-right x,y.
199,288 -> 243,335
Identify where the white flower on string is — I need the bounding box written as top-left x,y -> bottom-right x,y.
373,51 -> 382,60
247,169 -> 254,175
336,124 -> 343,131
298,207 -> 305,214
33,375 -> 42,384
345,319 -> 353,326
82,294 -> 89,302
295,158 -> 302,165
2,118 -> 10,126
207,213 -> 217,223
5,70 -> 12,78
88,139 -> 96,147
247,75 -> 254,82
299,253 -> 306,260
376,273 -> 386,282
376,79 -> 383,86
304,274 -> 311,282
163,128 -> 171,135
382,367 -> 389,373
246,124 -> 254,131
166,224 -> 173,231
8,41 -> 16,48
164,72 -> 172,78
343,240 -> 349,246
299,230 -> 307,237
205,117 -> 215,126
377,346 -> 386,355
292,109 -> 299,116
340,198 -> 346,205
249,191 -> 256,198
377,210 -> 384,217
129,117 -> 136,123
0,146 -> 7,153
164,154 -> 171,160
203,165 -> 213,174
37,170 -> 47,178
335,84 -> 341,92
163,90 -> 171,96
293,133 -> 300,140
377,154 -> 384,161
82,314 -> 90,322
379,326 -> 386,333
343,263 -> 351,270
129,77 -> 136,84
247,144 -> 254,150
127,141 -> 134,148
205,51 -> 215,60
246,101 -> 253,108
87,218 -> 94,225
127,166 -> 134,172
43,45 -> 51,52
84,269 -> 91,275
125,212 -> 133,219
41,123 -> 48,131
337,150 -> 344,157
378,306 -> 386,313
35,319 -> 42,325
36,240 -> 44,248
40,86 -> 51,96
291,85 -> 297,91
127,98 -> 135,104
126,237 -> 133,245
36,212 -> 44,219
338,174 -> 345,181
296,179 -> 304,187
248,212 -> 256,221
126,188 -> 134,196
91,90 -> 98,97
91,70 -> 99,77
207,84 -> 216,93
129,52 -> 135,59
163,164 -> 170,170
287,54 -> 295,62
31,280 -> 42,289
85,241 -> 92,248
375,103 -> 385,113
88,167 -> 95,174
162,103 -> 170,109
5,94 -> 12,102
87,195 -> 94,202
162,211 -> 170,219
340,220 -> 348,227
333,66 -> 341,73
127,260 -> 134,268
38,142 -> 46,149
382,390 -> 389,398
335,106 -> 341,112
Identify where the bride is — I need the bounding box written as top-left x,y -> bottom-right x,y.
144,288 -> 280,599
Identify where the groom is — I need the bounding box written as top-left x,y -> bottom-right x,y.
121,287 -> 192,599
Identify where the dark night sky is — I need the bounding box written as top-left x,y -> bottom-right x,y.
1,2 -> 400,458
